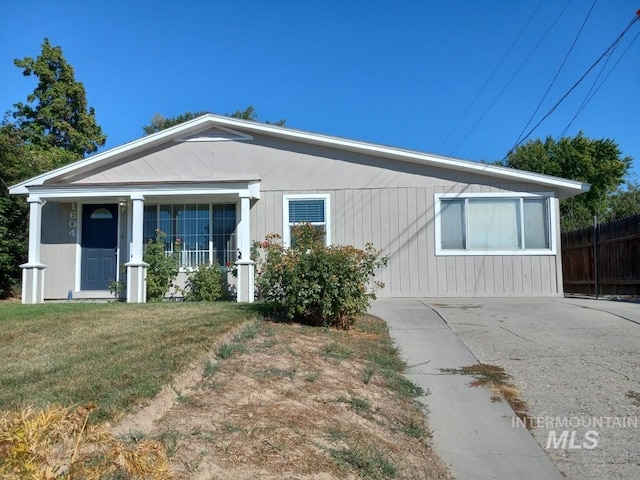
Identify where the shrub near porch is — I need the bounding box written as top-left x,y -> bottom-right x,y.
254,225 -> 388,329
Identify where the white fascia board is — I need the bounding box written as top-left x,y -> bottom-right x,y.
248,182 -> 261,199
193,116 -> 590,196
9,116 -> 222,195
27,181 -> 261,200
9,112 -> 590,197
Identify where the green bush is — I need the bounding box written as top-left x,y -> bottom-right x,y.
184,262 -> 224,301
254,224 -> 388,329
143,230 -> 180,302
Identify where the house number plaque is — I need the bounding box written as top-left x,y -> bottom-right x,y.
68,203 -> 77,237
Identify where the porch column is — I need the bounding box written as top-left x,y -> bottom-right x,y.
124,194 -> 148,303
235,195 -> 255,303
20,195 -> 46,304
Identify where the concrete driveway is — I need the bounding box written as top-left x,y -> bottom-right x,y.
382,297 -> 640,480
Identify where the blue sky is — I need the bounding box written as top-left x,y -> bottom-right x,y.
1,1 -> 639,176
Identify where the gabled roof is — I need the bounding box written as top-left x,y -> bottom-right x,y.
10,113 -> 590,198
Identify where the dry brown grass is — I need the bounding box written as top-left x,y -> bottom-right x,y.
0,403 -> 173,479
441,363 -> 534,430
117,316 -> 453,479
1,302 -> 452,479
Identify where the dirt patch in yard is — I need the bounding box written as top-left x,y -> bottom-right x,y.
114,316 -> 452,479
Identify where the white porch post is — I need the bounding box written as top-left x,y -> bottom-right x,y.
235,195 -> 255,303
20,196 -> 47,304
124,194 -> 148,303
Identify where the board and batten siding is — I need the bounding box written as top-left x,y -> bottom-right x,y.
253,185 -> 562,297
40,202 -> 77,299
52,132 -> 565,298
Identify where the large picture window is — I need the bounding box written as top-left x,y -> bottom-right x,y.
435,193 -> 555,255
283,194 -> 331,247
143,203 -> 237,268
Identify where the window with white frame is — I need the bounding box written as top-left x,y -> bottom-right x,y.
435,193 -> 555,255
143,203 -> 237,268
283,194 -> 331,247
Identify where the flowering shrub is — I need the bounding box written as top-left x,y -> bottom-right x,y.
144,230 -> 180,302
253,224 -> 388,329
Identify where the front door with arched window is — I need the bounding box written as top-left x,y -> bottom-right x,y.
81,204 -> 118,290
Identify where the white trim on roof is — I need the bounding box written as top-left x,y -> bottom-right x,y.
174,125 -> 253,142
24,181 -> 261,201
9,113 -> 590,197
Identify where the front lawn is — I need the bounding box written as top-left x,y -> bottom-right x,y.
0,302 -> 251,422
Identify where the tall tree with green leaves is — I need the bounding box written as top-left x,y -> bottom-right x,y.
142,105 -> 286,135
142,111 -> 210,135
608,180 -> 640,220
0,39 -> 105,296
499,133 -> 632,231
13,38 -> 106,157
0,122 -> 28,296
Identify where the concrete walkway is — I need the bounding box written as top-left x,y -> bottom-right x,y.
370,298 -> 563,480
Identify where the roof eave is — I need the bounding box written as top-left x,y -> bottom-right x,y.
9,115 -> 218,195
188,116 -> 591,198
8,113 -> 591,199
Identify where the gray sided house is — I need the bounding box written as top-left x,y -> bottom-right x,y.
9,114 -> 589,304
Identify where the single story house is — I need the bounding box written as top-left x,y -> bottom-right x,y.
9,114 -> 589,304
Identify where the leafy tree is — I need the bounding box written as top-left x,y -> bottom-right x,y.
226,105 -> 286,126
142,111 -> 209,135
13,38 -> 106,157
0,39 -> 104,296
500,133 -> 632,231
142,105 -> 285,135
0,123 -> 29,296
609,181 -> 640,220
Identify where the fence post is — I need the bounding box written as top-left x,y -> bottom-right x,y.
593,215 -> 598,299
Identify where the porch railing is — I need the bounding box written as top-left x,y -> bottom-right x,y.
164,247 -> 238,269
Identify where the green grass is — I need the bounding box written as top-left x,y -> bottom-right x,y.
217,342 -> 245,359
203,359 -> 220,379
329,443 -> 397,479
337,395 -> 373,418
361,363 -> 376,384
0,302 -> 251,422
320,341 -> 353,364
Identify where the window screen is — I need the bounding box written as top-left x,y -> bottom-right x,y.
288,199 -> 325,223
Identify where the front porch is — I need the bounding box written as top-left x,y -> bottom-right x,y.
19,182 -> 260,304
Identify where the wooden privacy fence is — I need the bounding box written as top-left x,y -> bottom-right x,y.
561,214 -> 640,296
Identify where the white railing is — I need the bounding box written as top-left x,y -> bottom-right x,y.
165,248 -> 238,269
179,249 -> 210,269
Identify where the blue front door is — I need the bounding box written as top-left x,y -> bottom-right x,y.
81,204 -> 118,290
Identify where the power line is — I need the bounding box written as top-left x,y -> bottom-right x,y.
504,13 -> 640,159
558,28 -> 640,138
513,0 -> 598,148
450,0 -> 575,156
435,0 -> 544,152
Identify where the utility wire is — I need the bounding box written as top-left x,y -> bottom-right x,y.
450,0 -> 575,156
557,36 -> 620,138
436,0 -> 544,152
558,28 -> 640,138
504,13 -> 640,159
513,0 -> 598,148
